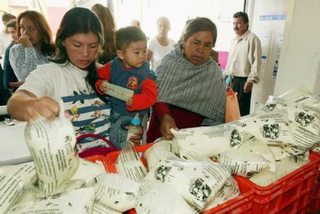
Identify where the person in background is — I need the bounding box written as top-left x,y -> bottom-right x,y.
95,26 -> 157,149
3,19 -> 24,93
147,16 -> 175,72
0,13 -> 15,111
0,13 -> 16,58
146,17 -> 226,142
224,11 -> 262,116
9,10 -> 54,81
129,19 -> 141,28
0,19 -> 20,124
7,7 -> 110,140
91,3 -> 116,65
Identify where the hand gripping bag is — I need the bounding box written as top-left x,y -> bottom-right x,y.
24,100 -> 79,196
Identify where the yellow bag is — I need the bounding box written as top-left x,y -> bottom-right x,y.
225,88 -> 240,122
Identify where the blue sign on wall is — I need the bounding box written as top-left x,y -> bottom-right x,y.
260,14 -> 286,21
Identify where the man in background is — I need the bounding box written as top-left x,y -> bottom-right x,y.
225,11 -> 262,116
3,19 -> 23,93
1,14 -> 16,109
0,13 -> 16,59
1,19 -> 18,123
129,19 -> 141,28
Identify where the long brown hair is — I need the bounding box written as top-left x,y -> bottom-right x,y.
17,10 -> 54,55
91,3 -> 116,64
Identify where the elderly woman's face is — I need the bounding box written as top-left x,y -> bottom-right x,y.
183,31 -> 213,65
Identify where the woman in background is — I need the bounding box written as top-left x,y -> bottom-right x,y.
147,16 -> 175,72
91,3 -> 116,65
147,17 -> 226,142
9,10 -> 54,81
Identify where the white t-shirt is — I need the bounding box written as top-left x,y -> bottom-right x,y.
19,62 -> 111,138
147,37 -> 175,72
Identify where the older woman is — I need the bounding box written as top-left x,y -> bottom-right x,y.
147,17 -> 226,142
9,10 -> 54,81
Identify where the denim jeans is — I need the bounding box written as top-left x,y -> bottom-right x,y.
109,112 -> 131,149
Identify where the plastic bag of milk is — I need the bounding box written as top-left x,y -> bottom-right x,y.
6,187 -> 95,214
276,84 -> 311,102
92,201 -> 122,214
71,158 -> 106,185
235,112 -> 299,153
90,173 -> 140,212
204,176 -> 240,210
144,140 -> 180,170
136,180 -> 196,214
144,159 -> 231,211
115,143 -> 148,182
24,99 -> 79,196
0,162 -> 36,214
218,131 -> 276,177
218,149 -> 272,177
171,125 -> 234,158
14,179 -> 86,205
287,104 -> 320,136
252,97 -> 288,115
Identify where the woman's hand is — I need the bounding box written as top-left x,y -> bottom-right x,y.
19,35 -> 33,48
10,92 -> 60,122
24,96 -> 60,122
159,114 -> 178,140
8,91 -> 61,123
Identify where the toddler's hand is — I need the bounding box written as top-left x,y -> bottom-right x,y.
126,97 -> 133,106
129,129 -> 143,146
99,81 -> 108,92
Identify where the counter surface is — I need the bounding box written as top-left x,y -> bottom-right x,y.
0,120 -> 32,165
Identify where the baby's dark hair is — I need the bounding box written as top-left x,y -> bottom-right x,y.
115,26 -> 147,51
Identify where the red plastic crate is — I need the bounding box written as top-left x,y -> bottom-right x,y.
105,143 -> 254,214
84,155 -> 109,172
202,177 -> 254,214
104,143 -> 153,173
236,153 -> 320,214
308,177 -> 320,214
308,151 -> 320,213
